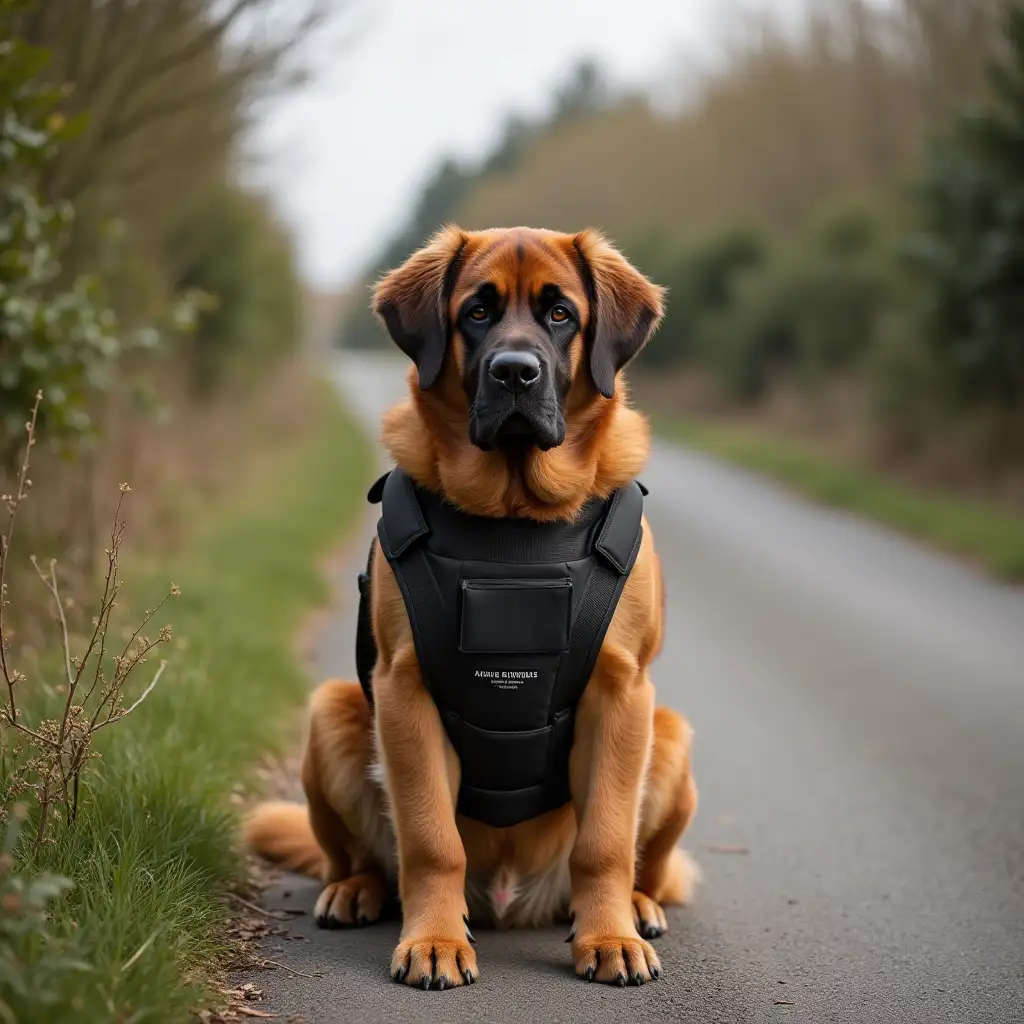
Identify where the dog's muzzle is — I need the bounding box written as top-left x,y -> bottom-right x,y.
469,347 -> 565,452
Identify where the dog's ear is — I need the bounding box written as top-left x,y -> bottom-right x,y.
372,225 -> 467,390
572,229 -> 665,399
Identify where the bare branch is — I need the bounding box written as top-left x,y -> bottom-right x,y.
30,558 -> 76,694
115,589 -> 173,669
145,0 -> 262,82
79,490 -> 130,707
64,0 -> 105,96
47,0 -> 186,200
76,0 -> 153,105
21,0 -> 60,47
102,29 -> 314,151
49,0 -> 331,203
2,715 -> 62,752
0,391 -> 43,721
78,540 -> 122,700
92,659 -> 167,733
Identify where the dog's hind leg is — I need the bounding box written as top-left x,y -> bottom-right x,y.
302,680 -> 392,929
632,706 -> 700,939
245,680 -> 392,928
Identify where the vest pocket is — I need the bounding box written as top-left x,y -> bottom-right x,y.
459,577 -> 572,654
458,781 -> 569,829
444,714 -> 554,792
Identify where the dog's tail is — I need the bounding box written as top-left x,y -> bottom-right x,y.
660,846 -> 702,905
243,801 -> 325,878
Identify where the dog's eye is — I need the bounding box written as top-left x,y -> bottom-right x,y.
467,305 -> 489,322
550,305 -> 571,323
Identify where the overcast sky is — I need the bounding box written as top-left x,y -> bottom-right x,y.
248,0 -> 810,289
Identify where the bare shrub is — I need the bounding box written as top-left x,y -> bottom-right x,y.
0,395 -> 177,848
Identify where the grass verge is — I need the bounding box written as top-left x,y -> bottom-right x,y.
3,378 -> 373,1023
655,415 -> 1024,581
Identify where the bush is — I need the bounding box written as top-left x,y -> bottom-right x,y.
0,4 -> 206,462
632,227 -> 765,369
0,9 -> 122,456
167,185 -> 301,397
905,2 -> 1024,412
0,397 -> 177,848
697,203 -> 895,401
0,812 -> 82,1024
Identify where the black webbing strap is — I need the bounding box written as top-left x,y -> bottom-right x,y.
377,470 -> 429,557
358,469 -> 429,708
355,536 -> 377,708
376,472 -> 452,706
549,481 -> 644,716
412,485 -> 606,564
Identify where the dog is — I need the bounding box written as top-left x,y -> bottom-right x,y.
245,225 -> 698,989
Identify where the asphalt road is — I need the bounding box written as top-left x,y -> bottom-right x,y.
242,353 -> 1024,1024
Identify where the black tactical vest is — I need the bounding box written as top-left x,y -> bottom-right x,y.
355,468 -> 645,829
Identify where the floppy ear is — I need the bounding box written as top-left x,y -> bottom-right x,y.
372,225 -> 467,390
573,229 -> 665,399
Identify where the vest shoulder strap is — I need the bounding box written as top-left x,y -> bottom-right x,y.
595,480 -> 645,574
355,536 -> 377,708
357,469 -> 428,707
376,469 -> 428,558
549,480 -> 644,714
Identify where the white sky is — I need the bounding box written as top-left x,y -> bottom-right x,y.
248,0 -> 811,288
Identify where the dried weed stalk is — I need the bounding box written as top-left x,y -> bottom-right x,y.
0,394 -> 178,848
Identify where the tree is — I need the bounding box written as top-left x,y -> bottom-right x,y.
907,2 -> 1024,410
1,1 -> 338,451
0,0 -> 124,455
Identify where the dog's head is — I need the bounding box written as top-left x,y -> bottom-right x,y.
373,226 -> 664,455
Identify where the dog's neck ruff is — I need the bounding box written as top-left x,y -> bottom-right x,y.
356,468 -> 645,829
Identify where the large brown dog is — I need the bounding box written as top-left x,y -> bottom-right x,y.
245,226 -> 698,989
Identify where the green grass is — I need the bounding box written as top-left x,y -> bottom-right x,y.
2,379 -> 373,1023
655,415 -> 1024,581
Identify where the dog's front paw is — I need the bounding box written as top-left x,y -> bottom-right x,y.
314,873 -> 387,928
391,935 -> 478,990
572,934 -> 661,986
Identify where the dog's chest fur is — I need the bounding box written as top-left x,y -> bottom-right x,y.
465,856 -> 572,929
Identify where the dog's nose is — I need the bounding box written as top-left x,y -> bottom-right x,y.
489,350 -> 541,392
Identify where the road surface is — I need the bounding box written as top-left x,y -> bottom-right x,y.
242,353 -> 1024,1024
